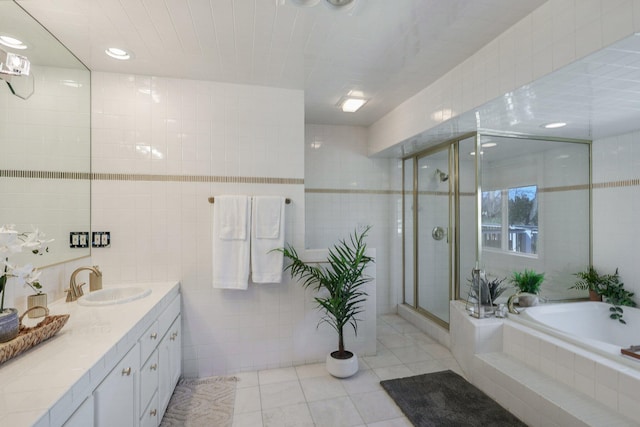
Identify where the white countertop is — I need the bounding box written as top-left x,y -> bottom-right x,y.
0,281 -> 180,427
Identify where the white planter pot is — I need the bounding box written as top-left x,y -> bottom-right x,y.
27,293 -> 47,318
518,294 -> 539,307
326,351 -> 358,378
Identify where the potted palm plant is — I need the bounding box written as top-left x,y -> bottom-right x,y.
277,226 -> 374,378
510,269 -> 544,307
570,266 -> 614,301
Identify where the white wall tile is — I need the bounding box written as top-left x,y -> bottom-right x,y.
89,72 -> 377,376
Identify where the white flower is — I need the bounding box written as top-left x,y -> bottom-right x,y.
22,227 -> 53,254
0,225 -> 23,258
8,263 -> 41,286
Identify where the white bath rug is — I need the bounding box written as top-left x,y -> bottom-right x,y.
160,376 -> 238,427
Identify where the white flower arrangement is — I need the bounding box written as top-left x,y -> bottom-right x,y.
0,224 -> 53,312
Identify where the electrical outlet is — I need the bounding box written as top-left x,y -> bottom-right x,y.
70,232 -> 89,248
92,231 -> 111,248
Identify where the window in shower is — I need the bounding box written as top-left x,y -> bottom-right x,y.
481,185 -> 538,256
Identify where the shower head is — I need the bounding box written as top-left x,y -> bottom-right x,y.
436,169 -> 449,182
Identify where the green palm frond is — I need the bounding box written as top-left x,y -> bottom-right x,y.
275,226 -> 374,358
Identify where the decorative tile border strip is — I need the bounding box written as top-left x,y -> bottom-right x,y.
91,173 -> 303,185
3,169 -> 639,191
305,188 -> 401,195
539,184 -> 590,193
0,170 -> 90,180
593,179 -> 640,189
0,170 -> 303,185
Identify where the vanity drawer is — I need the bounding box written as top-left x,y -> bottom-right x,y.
140,349 -> 159,414
140,391 -> 160,427
140,320 -> 160,363
158,294 -> 181,339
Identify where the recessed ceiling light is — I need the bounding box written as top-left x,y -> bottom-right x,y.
542,122 -> 567,129
337,91 -> 368,113
340,98 -> 367,112
0,35 -> 27,50
105,47 -> 131,60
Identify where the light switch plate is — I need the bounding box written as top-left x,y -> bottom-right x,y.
69,232 -> 89,248
92,231 -> 111,248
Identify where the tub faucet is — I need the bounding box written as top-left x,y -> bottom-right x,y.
507,293 -> 521,315
66,265 -> 102,302
507,292 -> 541,315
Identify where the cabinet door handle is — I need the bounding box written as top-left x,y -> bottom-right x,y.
150,363 -> 158,371
121,367 -> 132,376
150,332 -> 158,339
170,331 -> 178,340
150,409 -> 157,417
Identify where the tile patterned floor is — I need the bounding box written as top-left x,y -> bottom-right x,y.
231,314 -> 463,427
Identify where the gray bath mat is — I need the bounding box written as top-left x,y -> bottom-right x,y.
380,370 -> 526,427
160,376 -> 237,427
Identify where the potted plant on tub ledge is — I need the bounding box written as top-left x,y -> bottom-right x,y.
277,226 -> 374,378
510,269 -> 544,307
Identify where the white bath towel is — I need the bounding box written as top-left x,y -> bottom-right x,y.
212,195 -> 251,290
251,196 -> 285,283
218,195 -> 248,240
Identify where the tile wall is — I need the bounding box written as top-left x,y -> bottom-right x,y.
592,129 -> 640,300
304,124 -> 402,315
89,72 -> 378,376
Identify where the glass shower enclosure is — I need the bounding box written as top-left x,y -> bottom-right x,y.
402,133 -> 591,327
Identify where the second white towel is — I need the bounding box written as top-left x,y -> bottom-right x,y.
251,196 -> 285,283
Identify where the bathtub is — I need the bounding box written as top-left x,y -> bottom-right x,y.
494,302 -> 640,424
516,301 -> 640,362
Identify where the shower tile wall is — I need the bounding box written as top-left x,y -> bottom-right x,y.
592,129 -> 640,300
304,124 -> 402,314
90,73 -> 377,376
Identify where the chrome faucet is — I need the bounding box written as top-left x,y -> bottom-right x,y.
66,265 -> 102,302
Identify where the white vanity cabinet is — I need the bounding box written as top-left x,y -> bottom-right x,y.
94,343 -> 141,427
62,396 -> 94,427
89,291 -> 181,427
158,315 -> 181,415
139,294 -> 181,426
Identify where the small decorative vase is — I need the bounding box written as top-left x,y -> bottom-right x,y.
589,290 -> 602,302
518,294 -> 539,307
326,351 -> 358,378
0,308 -> 19,343
27,294 -> 47,318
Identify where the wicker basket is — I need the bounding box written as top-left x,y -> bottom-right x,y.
0,306 -> 70,365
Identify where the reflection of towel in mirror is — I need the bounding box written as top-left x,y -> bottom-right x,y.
212,195 -> 250,290
251,196 -> 285,283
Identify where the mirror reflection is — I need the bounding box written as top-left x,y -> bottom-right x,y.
0,1 -> 91,267
477,135 -> 590,301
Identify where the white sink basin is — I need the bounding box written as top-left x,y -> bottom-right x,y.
77,286 -> 152,306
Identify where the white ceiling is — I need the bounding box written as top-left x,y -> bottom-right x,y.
13,0 -> 547,127
385,33 -> 640,157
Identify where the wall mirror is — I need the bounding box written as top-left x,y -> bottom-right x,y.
0,1 -> 91,267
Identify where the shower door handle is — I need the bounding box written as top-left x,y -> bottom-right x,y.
432,226 -> 446,241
